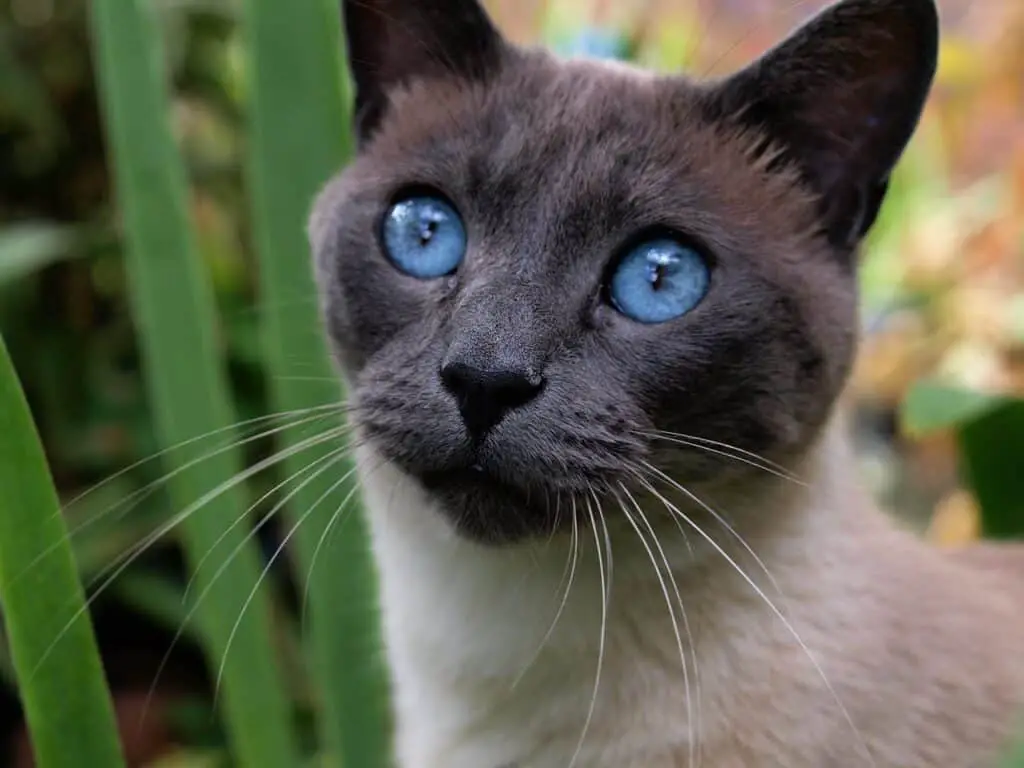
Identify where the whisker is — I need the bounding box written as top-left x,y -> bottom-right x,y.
568,492 -> 610,768
683,0 -> 707,72
539,489 -> 563,555
13,408 -> 349,588
617,481 -> 701,768
26,426 -> 348,682
510,493 -> 580,691
213,451 -> 368,705
592,488 -> 614,598
272,376 -> 353,384
696,0 -> 817,79
299,452 -> 382,632
61,402 -> 349,515
654,431 -> 792,474
630,462 -> 697,562
85,425 -> 349,597
142,445 -> 354,722
633,473 -> 875,767
641,430 -> 805,485
182,443 -> 351,602
639,459 -> 784,598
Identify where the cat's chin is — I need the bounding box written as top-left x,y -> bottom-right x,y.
418,466 -> 562,545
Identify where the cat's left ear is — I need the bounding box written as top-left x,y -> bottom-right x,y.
705,0 -> 939,248
342,0 -> 507,143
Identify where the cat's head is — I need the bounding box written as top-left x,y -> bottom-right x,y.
310,0 -> 938,543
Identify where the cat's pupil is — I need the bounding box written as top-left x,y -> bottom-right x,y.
418,218 -> 438,247
647,261 -> 666,291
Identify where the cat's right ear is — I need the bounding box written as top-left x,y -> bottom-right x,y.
703,0 -> 939,250
342,0 -> 507,143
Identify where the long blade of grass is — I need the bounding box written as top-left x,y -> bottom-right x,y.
240,0 -> 389,763
0,335 -> 126,768
89,3 -> 302,766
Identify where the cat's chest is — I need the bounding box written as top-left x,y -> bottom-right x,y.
385,628 -> 698,768
359,460 -> 893,768
361,458 -> 717,767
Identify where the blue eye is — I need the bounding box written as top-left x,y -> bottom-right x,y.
609,238 -> 710,324
382,194 -> 466,278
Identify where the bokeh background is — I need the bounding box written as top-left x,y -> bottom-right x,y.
1,0 -> 1022,764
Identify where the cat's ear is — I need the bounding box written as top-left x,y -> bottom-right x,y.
705,0 -> 939,248
342,0 -> 507,142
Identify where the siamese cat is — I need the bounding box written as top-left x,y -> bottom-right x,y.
308,0 -> 1024,765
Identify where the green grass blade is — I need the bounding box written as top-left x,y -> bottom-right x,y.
241,0 -> 389,763
89,2 -> 302,766
958,401 -> 1024,540
0,335 -> 126,768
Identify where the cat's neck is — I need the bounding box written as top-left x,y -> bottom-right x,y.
358,413 -> 906,767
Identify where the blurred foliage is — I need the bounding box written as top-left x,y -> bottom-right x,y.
0,0 -> 1021,763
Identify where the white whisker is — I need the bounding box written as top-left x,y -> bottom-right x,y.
299,452 -> 381,630
14,409 -> 349,587
183,443 -> 349,602
642,430 -> 805,486
618,481 -> 702,768
27,425 -> 348,682
568,492 -> 610,768
633,472 -> 875,767
511,493 -> 580,691
145,445 -> 353,719
213,455 -> 366,703
640,459 -> 784,598
58,402 -> 348,516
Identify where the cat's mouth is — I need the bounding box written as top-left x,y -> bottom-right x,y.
420,463 -> 505,493
416,461 -> 561,544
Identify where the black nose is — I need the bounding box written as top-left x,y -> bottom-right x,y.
440,360 -> 544,437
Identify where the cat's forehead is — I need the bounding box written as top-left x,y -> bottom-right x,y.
372,53 -> 704,177
355,51 -> 819,254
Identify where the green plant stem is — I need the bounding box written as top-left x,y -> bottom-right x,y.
0,335 -> 126,768
241,0 -> 390,763
89,2 -> 302,766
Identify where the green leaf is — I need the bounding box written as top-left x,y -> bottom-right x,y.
0,335 -> 126,768
240,0 -> 390,763
88,2 -> 302,766
0,221 -> 80,286
902,379 -> 1024,538
958,400 -> 1024,540
900,378 -> 1009,437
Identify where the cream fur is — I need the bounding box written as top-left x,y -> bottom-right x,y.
359,415 -> 1024,768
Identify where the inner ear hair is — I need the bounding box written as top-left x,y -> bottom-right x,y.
703,0 -> 939,250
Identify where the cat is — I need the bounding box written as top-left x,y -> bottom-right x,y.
307,0 -> 1024,765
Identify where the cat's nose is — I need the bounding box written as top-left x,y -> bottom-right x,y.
440,360 -> 544,438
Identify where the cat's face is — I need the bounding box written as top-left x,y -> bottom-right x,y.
310,0 -> 938,543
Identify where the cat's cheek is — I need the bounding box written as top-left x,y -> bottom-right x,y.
332,265 -> 439,359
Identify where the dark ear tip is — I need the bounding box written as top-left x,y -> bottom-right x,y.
834,0 -> 938,22
894,0 -> 941,59
822,0 -> 941,92
886,0 -> 941,98
841,0 -> 940,54
892,0 -> 940,93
